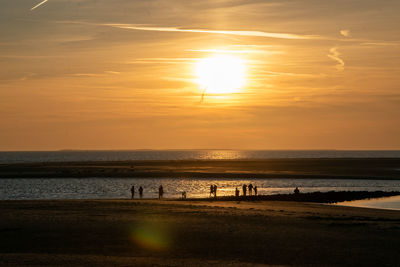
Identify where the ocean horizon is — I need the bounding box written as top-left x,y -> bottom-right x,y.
1,150 -> 400,164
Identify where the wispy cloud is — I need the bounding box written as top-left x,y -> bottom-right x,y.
186,48 -> 283,55
360,42 -> 400,46
72,71 -> 121,77
328,47 -> 345,71
340,29 -> 351,37
72,73 -> 102,77
20,72 -> 37,81
104,23 -> 320,40
105,71 -> 121,75
31,0 -> 49,11
123,58 -> 197,64
258,70 -> 327,78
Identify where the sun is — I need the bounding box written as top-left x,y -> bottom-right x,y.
195,54 -> 246,94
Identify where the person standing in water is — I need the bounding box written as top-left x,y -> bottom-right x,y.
158,185 -> 164,199
139,186 -> 143,199
254,186 -> 258,196
213,185 -> 217,198
242,184 -> 247,197
210,185 -> 214,197
130,185 -> 135,199
294,187 -> 300,194
235,187 -> 240,197
248,184 -> 254,196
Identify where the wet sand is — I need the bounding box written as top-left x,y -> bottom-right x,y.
1,158 -> 400,179
0,199 -> 399,266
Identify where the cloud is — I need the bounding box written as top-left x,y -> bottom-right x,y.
360,42 -> 400,46
72,71 -> 121,77
328,47 -> 345,71
105,71 -> 120,75
123,58 -> 197,64
340,29 -> 351,37
20,73 -> 37,81
258,70 -> 327,78
186,48 -> 282,54
72,73 -> 102,77
31,0 -> 49,11
104,23 -> 320,40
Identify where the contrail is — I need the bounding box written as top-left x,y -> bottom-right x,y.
105,24 -> 320,40
31,0 -> 48,11
58,21 -> 323,40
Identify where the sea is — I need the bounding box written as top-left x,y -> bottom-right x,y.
1,150 -> 400,163
1,150 -> 400,210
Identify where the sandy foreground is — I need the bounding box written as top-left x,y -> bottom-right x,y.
0,199 -> 399,266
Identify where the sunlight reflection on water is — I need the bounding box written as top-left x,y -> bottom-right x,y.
1,150 -> 400,163
335,195 -> 400,211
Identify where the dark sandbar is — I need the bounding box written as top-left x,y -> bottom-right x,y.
1,158 -> 400,179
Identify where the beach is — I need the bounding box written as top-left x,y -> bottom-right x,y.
1,199 -> 399,266
1,158 -> 399,266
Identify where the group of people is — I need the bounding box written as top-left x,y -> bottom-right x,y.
130,185 -> 164,199
130,185 -> 143,199
130,184 -> 301,199
209,184 -> 218,197
233,184 -> 258,197
210,183 -> 259,198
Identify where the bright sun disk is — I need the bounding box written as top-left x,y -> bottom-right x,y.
195,54 -> 246,94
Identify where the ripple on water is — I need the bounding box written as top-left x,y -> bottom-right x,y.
1,178 -> 400,200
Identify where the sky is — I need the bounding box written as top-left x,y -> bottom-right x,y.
0,0 -> 399,150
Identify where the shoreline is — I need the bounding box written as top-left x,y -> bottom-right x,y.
184,191 -> 400,203
2,191 -> 399,205
336,195 -> 400,211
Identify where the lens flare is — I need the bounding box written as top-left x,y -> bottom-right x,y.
130,220 -> 172,251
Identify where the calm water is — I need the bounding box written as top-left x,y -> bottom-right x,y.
1,177 -> 400,200
1,150 -> 400,163
2,150 -> 400,209
336,195 -> 400,211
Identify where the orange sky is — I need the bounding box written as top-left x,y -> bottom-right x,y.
1,0 -> 399,150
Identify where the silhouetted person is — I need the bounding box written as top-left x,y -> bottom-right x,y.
235,187 -> 239,197
130,185 -> 135,199
294,187 -> 300,194
159,185 -> 164,199
181,191 -> 186,199
254,186 -> 258,196
139,186 -> 143,199
213,185 -> 217,198
248,184 -> 254,196
242,184 -> 247,197
210,185 -> 214,197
